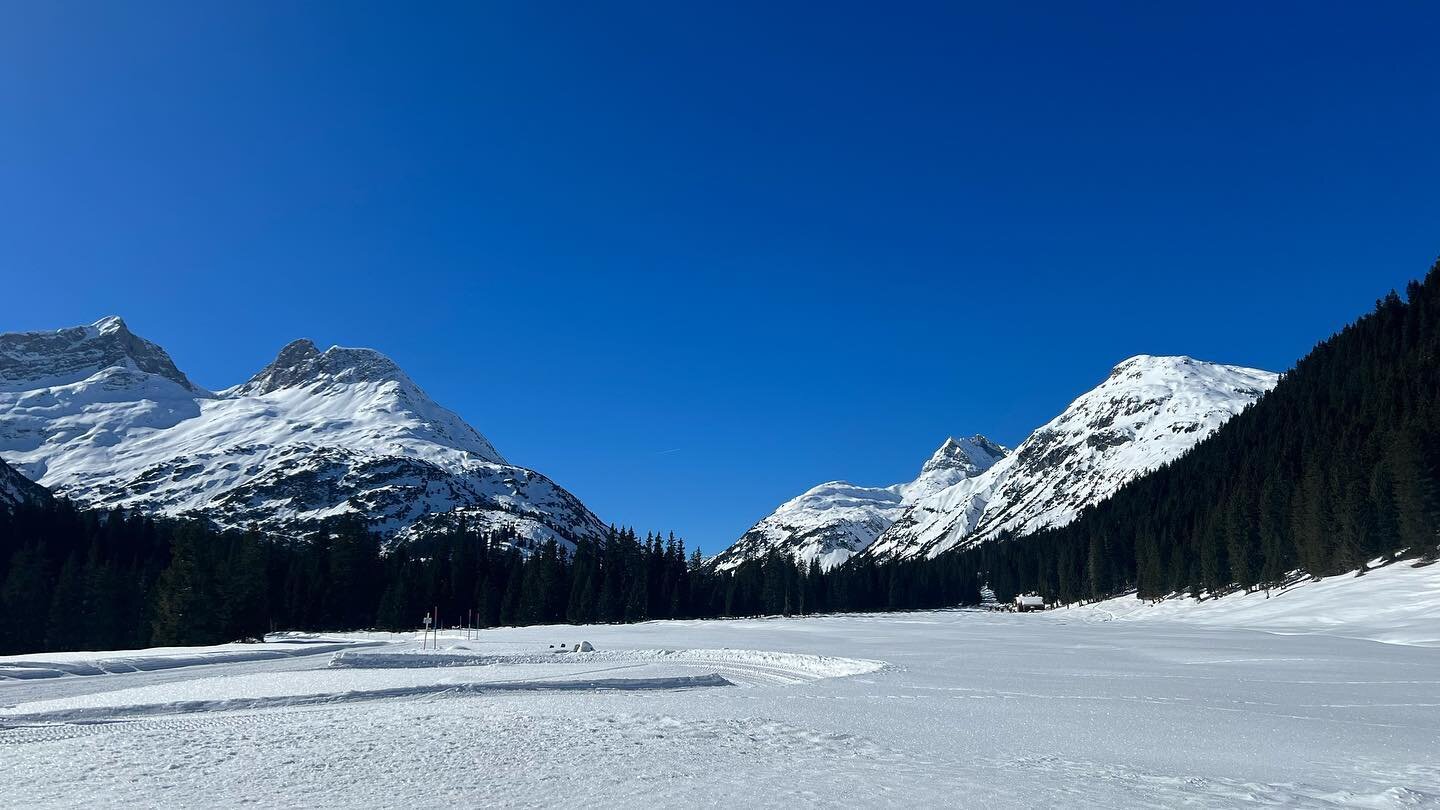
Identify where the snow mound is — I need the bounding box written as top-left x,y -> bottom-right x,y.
0,639 -> 384,681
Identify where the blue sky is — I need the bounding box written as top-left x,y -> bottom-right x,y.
2,3 -> 1437,553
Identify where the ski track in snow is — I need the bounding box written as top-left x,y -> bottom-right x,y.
329,647 -> 887,685
2,565 -> 1439,808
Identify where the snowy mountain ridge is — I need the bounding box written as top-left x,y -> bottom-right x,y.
864,355 -> 1278,561
716,355 -> 1276,570
709,435 -> 1007,571
0,317 -> 605,546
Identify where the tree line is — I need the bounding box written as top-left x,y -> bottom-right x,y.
0,501 -> 975,653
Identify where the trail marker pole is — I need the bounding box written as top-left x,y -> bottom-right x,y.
422,613 -> 433,649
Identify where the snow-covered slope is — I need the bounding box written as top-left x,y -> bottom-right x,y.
864,356 -> 1277,561
0,456 -> 49,510
0,318 -> 606,546
711,436 -> 1007,571
1070,558 -> 1440,648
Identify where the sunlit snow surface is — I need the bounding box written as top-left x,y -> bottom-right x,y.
2,562 -> 1438,808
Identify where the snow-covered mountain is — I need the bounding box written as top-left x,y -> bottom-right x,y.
863,355 -> 1278,561
0,456 -> 49,510
710,436 -> 1007,571
0,317 -> 606,546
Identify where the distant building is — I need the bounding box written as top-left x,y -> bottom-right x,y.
1015,594 -> 1045,612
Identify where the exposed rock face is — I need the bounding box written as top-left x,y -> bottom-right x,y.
0,455 -> 49,510
0,316 -> 200,393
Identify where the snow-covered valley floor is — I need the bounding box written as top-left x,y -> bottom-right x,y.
3,562 -> 1439,808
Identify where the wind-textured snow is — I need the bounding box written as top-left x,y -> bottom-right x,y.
711,435 -> 1007,571
864,355 -> 1278,561
2,564 -> 1438,808
0,318 -> 606,547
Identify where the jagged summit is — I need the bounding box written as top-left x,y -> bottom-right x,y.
920,435 -> 1007,476
0,315 -> 201,393
236,339 -> 410,396
92,315 -> 128,333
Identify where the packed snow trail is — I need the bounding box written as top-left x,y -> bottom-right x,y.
329,647 -> 886,685
0,674 -> 733,728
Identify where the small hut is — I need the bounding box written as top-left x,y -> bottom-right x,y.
1015,594 -> 1046,612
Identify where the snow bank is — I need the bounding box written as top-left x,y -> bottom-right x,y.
0,639 -> 382,681
1072,559 -> 1440,647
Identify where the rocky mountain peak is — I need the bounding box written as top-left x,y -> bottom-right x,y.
0,316 -> 201,393
236,340 -> 409,396
275,338 -> 322,365
920,435 -> 1007,476
92,315 -> 129,334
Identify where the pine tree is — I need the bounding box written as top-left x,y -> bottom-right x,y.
1389,430 -> 1439,558
45,554 -> 88,651
151,523 -> 215,646
0,545 -> 50,654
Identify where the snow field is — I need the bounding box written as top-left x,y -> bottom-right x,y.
1,565 -> 1438,808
